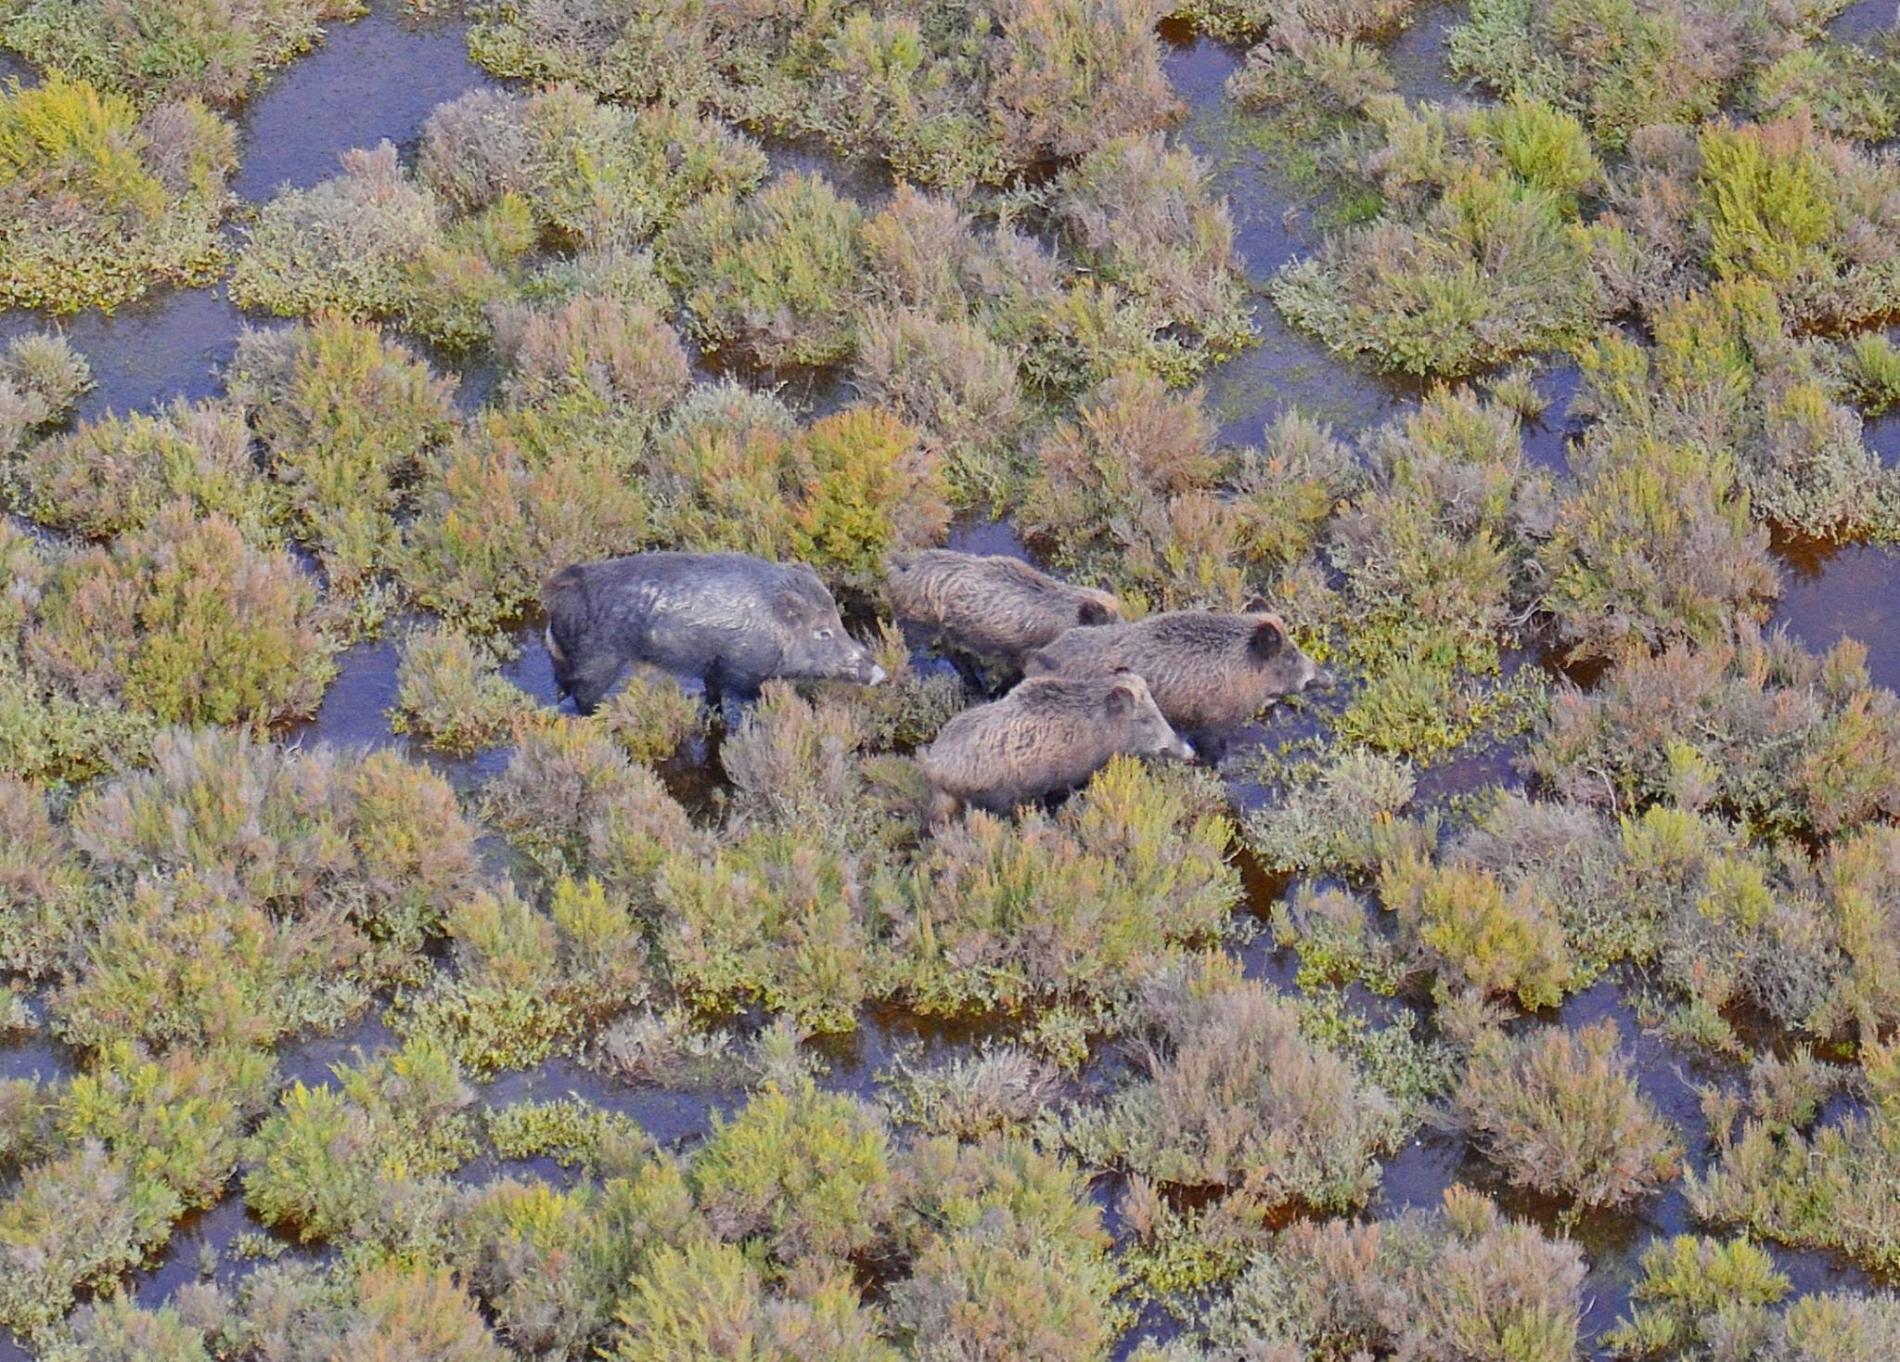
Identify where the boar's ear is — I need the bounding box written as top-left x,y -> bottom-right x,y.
773,587 -> 813,623
1104,680 -> 1137,719
1077,598 -> 1113,626
1249,618 -> 1284,661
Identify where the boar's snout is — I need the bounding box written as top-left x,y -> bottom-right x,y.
1172,734 -> 1196,762
867,662 -> 888,686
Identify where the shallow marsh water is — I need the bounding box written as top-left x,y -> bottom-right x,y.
4,6 -> 1900,1360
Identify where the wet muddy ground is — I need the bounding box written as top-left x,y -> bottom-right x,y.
3,2 -> 1899,1357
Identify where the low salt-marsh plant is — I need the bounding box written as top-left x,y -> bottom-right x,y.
26,503 -> 336,728
451,1176 -> 632,1358
1066,956 -> 1404,1212
0,0 -> 366,105
13,398 -> 271,542
1197,1185 -> 1587,1359
389,624 -> 532,755
1048,134 -> 1256,373
1539,430 -> 1780,663
483,714 -> 702,891
0,1141 -> 179,1340
243,1037 -> 476,1245
72,727 -> 483,984
891,757 -> 1240,1019
1246,749 -> 1415,877
0,75 -> 234,312
231,142 -> 532,347
646,386 -> 950,590
391,876 -> 648,1076
0,775 -> 91,978
418,84 -> 767,246
1604,1233 -> 1792,1359
492,291 -> 690,423
609,1238 -> 894,1362
659,172 -> 868,369
882,1047 -> 1062,1139
1449,1019 -> 1682,1207
0,331 -> 92,458
1376,840 -> 1575,1009
689,1077 -> 894,1268
1269,884 -> 1411,994
226,313 -> 459,594
399,404 -> 651,633
1528,633 -> 1900,842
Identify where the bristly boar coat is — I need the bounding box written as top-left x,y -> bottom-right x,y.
1023,611 -> 1332,735
885,550 -> 1121,673
544,551 -> 883,715
919,671 -> 1194,820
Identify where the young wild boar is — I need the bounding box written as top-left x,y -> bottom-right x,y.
544,551 -> 884,717
885,550 -> 1121,685
1024,611 -> 1332,749
919,670 -> 1194,820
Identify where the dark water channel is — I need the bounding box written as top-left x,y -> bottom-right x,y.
2,7 -> 1899,1360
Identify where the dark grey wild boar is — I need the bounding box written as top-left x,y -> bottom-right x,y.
919,670 -> 1194,820
543,551 -> 883,717
1024,610 -> 1332,751
884,550 -> 1121,685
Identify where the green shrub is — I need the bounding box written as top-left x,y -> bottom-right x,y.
1173,0 -> 1416,44
227,312 -> 458,594
231,142 -> 532,346
1246,750 -> 1414,876
883,1048 -> 1061,1139
400,404 -> 651,633
73,727 -> 482,979
1203,1185 -> 1586,1359
1377,843 -> 1575,1008
1050,135 -> 1255,371
53,1295 -> 214,1362
389,624 -> 532,755
27,503 -> 335,727
0,774 -> 90,977
1604,1234 -> 1792,1358
655,827 -> 880,1034
593,665 -> 704,765
609,1239 -> 896,1362
453,1177 -> 630,1358
1539,429 -> 1779,663
1451,1020 -> 1681,1206
391,876 -> 648,1076
0,0 -> 365,104
1018,369 -> 1238,608
659,172 -> 868,368
892,757 -> 1239,1016
987,0 -> 1179,165
1272,167 -> 1600,377
335,1263 -> 510,1361
0,75 -> 234,312
0,1141 -> 179,1340
483,715 -> 702,889
244,1038 -> 475,1244
690,1079 -> 894,1267
1065,958 -> 1403,1211
419,83 -> 766,245
0,330 -> 92,458
493,292 -> 689,422
14,398 -> 271,541
646,387 -> 949,589
853,307 -> 1031,511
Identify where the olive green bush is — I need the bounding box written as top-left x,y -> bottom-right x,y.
418,83 -> 766,246
1450,1019 -> 1681,1206
0,75 -> 234,312
891,757 -> 1239,1017
14,398 -> 270,542
226,313 -> 459,594
0,0 -> 365,104
0,775 -> 90,977
1066,957 -> 1403,1211
0,331 -> 92,458
389,624 -> 533,755
26,504 -> 335,728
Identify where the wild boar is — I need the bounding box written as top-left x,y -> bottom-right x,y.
543,551 -> 884,717
1023,610 -> 1332,753
884,550 -> 1120,688
919,670 -> 1194,820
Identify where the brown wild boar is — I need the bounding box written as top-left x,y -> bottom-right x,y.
919,670 -> 1194,820
885,550 -> 1120,684
1023,610 -> 1332,746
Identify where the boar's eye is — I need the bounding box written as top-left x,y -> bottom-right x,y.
814,627 -> 835,640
